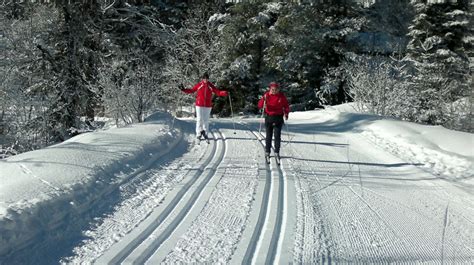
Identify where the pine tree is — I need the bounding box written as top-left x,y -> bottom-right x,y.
267,1 -> 365,109
216,2 -> 268,114
405,0 -> 471,128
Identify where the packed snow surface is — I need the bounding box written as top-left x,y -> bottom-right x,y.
0,104 -> 472,264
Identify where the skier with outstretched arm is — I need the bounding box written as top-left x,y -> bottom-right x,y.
258,82 -> 290,164
179,72 -> 228,142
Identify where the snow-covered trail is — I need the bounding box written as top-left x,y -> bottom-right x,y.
62,118 -> 473,264
286,121 -> 473,263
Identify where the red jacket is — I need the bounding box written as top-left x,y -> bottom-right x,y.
182,80 -> 228,107
258,91 -> 290,117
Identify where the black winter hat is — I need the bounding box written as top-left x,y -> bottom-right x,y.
202,72 -> 209,79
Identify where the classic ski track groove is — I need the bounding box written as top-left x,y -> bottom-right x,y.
77,131 -> 186,228
163,127 -> 262,264
112,130 -> 185,195
256,130 -> 285,265
100,130 -> 224,264
142,129 -> 230,263
239,129 -> 271,264
117,135 -> 197,201
131,130 -> 226,264
70,132 -> 203,264
245,129 -> 285,265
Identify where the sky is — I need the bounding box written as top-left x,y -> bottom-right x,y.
0,104 -> 472,264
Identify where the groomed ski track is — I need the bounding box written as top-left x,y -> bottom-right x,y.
64,118 -> 473,264
90,121 -> 292,264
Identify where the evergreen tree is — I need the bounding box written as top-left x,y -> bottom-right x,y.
365,0 -> 413,37
216,1 -> 366,112
35,1 -> 103,139
217,2 -> 268,114
265,1 -> 365,109
405,0 -> 471,128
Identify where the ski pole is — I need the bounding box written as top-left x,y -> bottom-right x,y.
283,106 -> 292,146
171,89 -> 183,131
228,91 -> 236,134
285,122 -> 291,146
259,95 -> 266,134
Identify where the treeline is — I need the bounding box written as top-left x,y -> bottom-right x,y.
0,0 -> 472,157
1,0 -> 180,155
6,0 -> 151,5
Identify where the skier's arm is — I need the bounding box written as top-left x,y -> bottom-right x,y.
181,82 -> 201,94
209,82 -> 228,97
282,95 -> 290,119
258,93 -> 266,109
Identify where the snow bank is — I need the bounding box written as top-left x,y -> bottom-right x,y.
361,119 -> 474,182
325,104 -> 474,183
0,112 -> 182,256
264,103 -> 472,182
289,104 -> 473,183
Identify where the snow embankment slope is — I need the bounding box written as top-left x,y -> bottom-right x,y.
0,112 -> 181,256
293,104 -> 474,185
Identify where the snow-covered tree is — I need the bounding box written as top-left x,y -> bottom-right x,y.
266,1 -> 366,109
215,1 -> 368,111
0,2 -> 61,154
1,1 -> 182,155
96,2 -> 174,125
216,2 -> 271,114
33,1 -> 105,139
365,0 -> 413,37
162,2 -> 229,116
98,54 -> 161,125
405,0 -> 471,130
343,54 -> 414,118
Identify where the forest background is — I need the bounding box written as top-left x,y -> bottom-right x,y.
0,0 -> 472,156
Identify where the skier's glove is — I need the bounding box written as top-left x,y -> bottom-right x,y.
179,84 -> 185,91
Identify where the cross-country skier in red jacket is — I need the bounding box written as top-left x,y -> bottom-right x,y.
258,82 -> 290,161
180,72 -> 228,140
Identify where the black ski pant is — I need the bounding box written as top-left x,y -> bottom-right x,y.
265,115 -> 284,154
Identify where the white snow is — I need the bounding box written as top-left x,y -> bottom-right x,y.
0,112 -> 182,258
208,13 -> 229,24
0,104 -> 473,263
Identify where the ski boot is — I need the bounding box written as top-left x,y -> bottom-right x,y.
201,130 -> 210,144
195,134 -> 202,145
275,153 -> 281,165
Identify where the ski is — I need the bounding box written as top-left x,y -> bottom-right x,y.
203,134 -> 210,144
275,155 -> 281,166
200,130 -> 210,144
265,154 -> 270,164
195,138 -> 210,145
